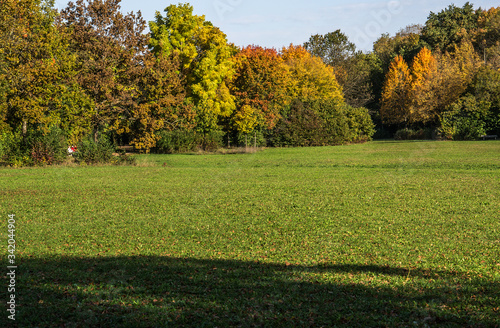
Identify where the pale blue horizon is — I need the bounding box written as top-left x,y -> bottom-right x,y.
54,0 -> 500,52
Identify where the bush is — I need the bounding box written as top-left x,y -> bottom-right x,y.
439,116 -> 485,140
312,99 -> 351,145
394,128 -> 434,140
0,131 -> 27,166
27,127 -> 68,165
74,135 -> 115,164
269,100 -> 328,147
268,99 -> 375,147
344,106 -> 375,143
0,127 -> 67,167
155,130 -> 223,153
439,95 -> 488,140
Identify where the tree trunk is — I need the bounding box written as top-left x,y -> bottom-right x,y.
22,120 -> 27,137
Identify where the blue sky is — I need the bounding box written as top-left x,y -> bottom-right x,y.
54,0 -> 500,52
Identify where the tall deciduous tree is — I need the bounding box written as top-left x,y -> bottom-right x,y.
422,2 -> 479,52
371,25 -> 424,113
0,0 -> 86,137
381,41 -> 481,127
228,46 -> 291,134
130,53 -> 194,151
380,56 -> 411,126
304,30 -> 373,107
58,0 -> 149,141
431,40 -> 482,115
149,3 -> 235,132
281,44 -> 344,103
407,47 -> 438,123
475,7 -> 500,68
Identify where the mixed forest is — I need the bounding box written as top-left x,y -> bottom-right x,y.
0,0 -> 499,166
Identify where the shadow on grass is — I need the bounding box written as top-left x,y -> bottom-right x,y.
9,256 -> 499,327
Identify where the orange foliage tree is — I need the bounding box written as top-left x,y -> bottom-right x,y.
408,47 -> 438,123
380,55 -> 411,125
228,46 -> 291,135
381,43 -> 481,127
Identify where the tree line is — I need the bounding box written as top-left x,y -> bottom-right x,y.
0,0 -> 499,166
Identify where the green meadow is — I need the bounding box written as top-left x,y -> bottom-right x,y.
1,141 -> 499,327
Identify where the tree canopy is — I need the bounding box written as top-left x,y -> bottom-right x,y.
2,0 -> 500,166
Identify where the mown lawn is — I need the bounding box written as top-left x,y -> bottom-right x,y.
1,141 -> 499,327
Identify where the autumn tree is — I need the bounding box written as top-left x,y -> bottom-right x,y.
380,55 -> 411,126
475,7 -> 500,68
281,45 -> 344,103
381,41 -> 481,128
228,46 -> 291,137
0,0 -> 86,137
58,0 -> 149,142
130,53 -> 195,150
149,3 -> 235,133
407,47 -> 438,123
431,40 -> 482,115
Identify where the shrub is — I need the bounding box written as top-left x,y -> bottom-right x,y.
268,99 -> 375,147
155,130 -> 223,153
394,128 -> 428,140
440,115 -> 485,140
269,100 -> 328,147
74,135 -> 115,164
311,99 -> 351,145
0,127 -> 67,166
200,131 -> 223,152
0,131 -> 27,166
439,95 -> 488,140
27,127 -> 68,165
344,106 -> 375,143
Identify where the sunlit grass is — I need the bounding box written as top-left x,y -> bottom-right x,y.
1,141 -> 499,327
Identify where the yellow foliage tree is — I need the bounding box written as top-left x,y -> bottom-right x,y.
408,47 -> 438,123
232,105 -> 262,135
149,4 -> 236,132
431,40 -> 482,114
380,55 -> 411,125
281,45 -> 344,103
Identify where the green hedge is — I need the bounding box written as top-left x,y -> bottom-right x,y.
268,99 -> 375,147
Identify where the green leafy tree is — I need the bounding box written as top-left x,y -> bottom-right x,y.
422,2 -> 479,52
0,0 -> 86,137
304,30 -> 373,107
130,53 -> 195,151
149,3 -> 235,132
441,66 -> 500,139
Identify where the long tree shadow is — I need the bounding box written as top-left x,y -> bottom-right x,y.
7,256 -> 499,327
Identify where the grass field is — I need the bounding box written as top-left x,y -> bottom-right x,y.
1,141 -> 500,327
